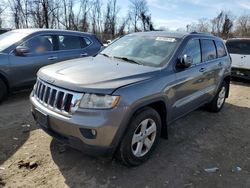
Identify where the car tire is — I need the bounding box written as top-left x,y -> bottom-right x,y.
0,79 -> 7,103
206,81 -> 228,112
116,107 -> 161,166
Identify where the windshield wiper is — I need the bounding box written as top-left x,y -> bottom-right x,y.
100,53 -> 110,58
113,56 -> 142,65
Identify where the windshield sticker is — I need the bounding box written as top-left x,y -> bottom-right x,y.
156,37 -> 176,42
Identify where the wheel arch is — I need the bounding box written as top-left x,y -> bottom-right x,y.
223,75 -> 231,98
0,72 -> 10,93
124,98 -> 168,140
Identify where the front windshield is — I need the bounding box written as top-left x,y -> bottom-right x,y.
101,35 -> 180,67
0,31 -> 29,52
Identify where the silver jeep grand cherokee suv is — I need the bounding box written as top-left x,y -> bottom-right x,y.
30,31 -> 231,166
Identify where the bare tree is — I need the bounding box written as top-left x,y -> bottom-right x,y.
188,19 -> 210,32
9,0 -> 30,28
78,0 -> 91,31
90,0 -> 102,34
129,0 -> 148,32
140,12 -> 154,31
235,14 -> 250,37
103,0 -> 118,40
211,10 -> 234,38
196,19 -> 210,32
0,3 -> 4,28
117,17 -> 129,36
222,14 -> 233,39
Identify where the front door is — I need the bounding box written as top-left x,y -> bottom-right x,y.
170,38 -> 213,120
9,35 -> 58,88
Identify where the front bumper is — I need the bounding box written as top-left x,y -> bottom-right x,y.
231,67 -> 250,80
30,95 -> 128,157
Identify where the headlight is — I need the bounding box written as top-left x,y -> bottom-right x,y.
79,94 -> 120,109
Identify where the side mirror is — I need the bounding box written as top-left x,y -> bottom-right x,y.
15,46 -> 29,56
177,54 -> 193,69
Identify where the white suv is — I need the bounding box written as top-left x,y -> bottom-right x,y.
226,38 -> 250,80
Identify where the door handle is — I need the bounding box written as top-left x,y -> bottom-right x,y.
48,56 -> 58,60
199,68 -> 206,72
80,53 -> 88,57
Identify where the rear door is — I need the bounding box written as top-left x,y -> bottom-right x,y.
214,40 -> 228,85
226,39 -> 250,70
56,34 -> 93,62
9,35 -> 59,88
199,39 -> 220,101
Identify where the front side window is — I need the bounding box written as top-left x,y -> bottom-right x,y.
101,35 -> 180,67
226,40 -> 250,55
21,35 -> 53,54
59,35 -> 82,50
182,39 -> 201,64
215,40 -> 227,58
201,39 -> 217,62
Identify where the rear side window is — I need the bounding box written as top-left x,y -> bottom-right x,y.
215,41 -> 227,58
59,35 -> 82,50
226,40 -> 250,55
201,39 -> 217,61
182,39 -> 201,64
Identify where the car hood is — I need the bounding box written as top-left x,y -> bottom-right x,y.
38,55 -> 161,94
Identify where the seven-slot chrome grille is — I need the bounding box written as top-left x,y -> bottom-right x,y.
33,79 -> 83,116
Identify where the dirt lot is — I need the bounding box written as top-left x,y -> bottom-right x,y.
0,80 -> 250,188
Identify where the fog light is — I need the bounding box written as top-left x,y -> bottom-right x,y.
80,128 -> 97,139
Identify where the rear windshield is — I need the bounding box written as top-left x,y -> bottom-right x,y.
226,40 -> 250,55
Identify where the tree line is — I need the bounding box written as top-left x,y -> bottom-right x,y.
186,10 -> 250,39
0,1 -> 250,41
0,0 -> 154,41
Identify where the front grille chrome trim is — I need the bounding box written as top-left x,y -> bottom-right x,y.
32,78 -> 83,117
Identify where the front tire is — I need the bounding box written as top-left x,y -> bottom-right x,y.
0,79 -> 7,103
206,81 -> 228,112
116,107 -> 161,166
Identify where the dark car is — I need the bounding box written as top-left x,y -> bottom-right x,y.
0,29 -> 102,102
0,29 -> 11,34
30,31 -> 231,166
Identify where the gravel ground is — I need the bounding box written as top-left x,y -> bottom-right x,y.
0,80 -> 249,188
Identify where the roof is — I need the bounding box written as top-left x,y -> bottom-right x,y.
8,28 -> 93,36
129,31 -> 189,38
128,31 -> 215,39
227,38 -> 250,41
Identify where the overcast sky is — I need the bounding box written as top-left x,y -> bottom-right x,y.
110,0 -> 250,30
2,0 -> 250,30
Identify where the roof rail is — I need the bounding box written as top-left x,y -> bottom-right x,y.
190,31 -> 213,36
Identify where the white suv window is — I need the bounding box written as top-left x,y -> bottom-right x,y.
226,40 -> 250,55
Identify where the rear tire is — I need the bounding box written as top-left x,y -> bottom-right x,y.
206,81 -> 228,112
0,79 -> 7,103
116,107 -> 161,166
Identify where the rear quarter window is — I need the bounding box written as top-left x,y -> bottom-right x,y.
201,39 -> 217,62
226,40 -> 250,55
215,40 -> 227,58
